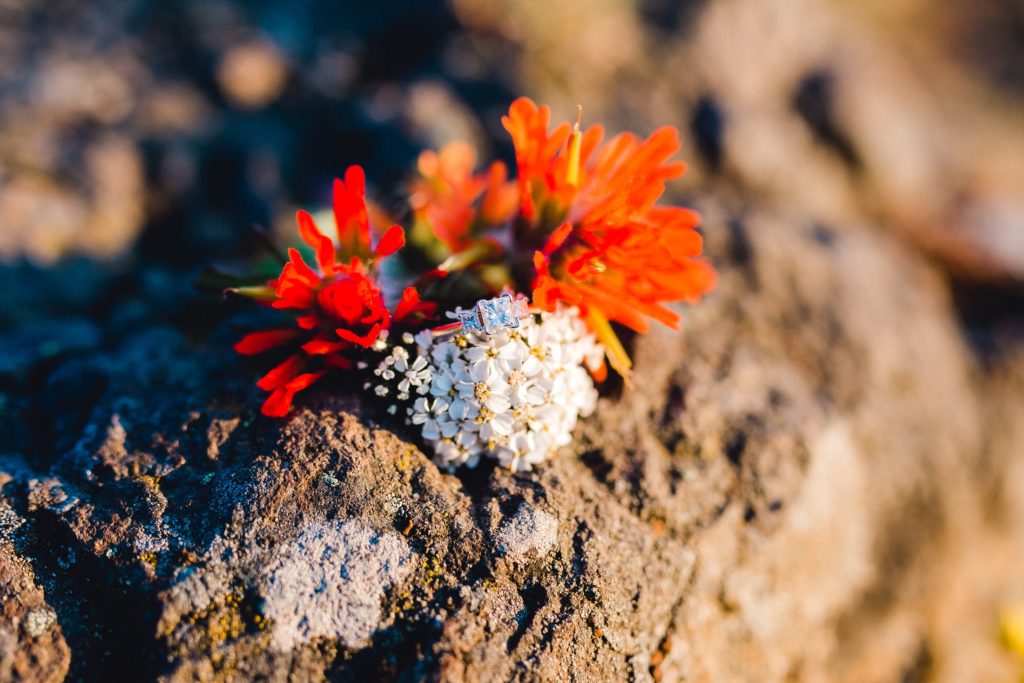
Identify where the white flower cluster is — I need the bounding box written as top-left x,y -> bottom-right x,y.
408,307 -> 603,471
362,331 -> 432,413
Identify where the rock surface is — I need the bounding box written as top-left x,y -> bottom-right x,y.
0,487 -> 69,683
1,208 -> 1022,681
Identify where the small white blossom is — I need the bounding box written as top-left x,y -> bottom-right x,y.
455,375 -> 511,414
368,341 -> 435,414
395,354 -> 430,395
465,334 -> 518,381
371,328 -> 390,352
409,396 -> 455,441
434,430 -> 482,469
429,365 -> 460,399
494,431 -> 552,471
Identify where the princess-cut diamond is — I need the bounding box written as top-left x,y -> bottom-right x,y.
477,293 -> 519,334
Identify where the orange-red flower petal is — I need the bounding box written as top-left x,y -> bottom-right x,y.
261,371 -> 325,417
374,224 -> 406,258
333,166 -> 372,258
234,329 -> 300,355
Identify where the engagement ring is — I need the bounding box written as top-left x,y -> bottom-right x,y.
447,292 -> 531,335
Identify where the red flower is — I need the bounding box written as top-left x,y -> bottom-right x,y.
234,166 -> 435,416
410,141 -> 517,253
502,98 -> 717,377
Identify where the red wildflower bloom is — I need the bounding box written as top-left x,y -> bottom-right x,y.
234,165 -> 435,417
410,141 -> 517,253
502,97 -> 717,377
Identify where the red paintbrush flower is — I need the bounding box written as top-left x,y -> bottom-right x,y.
233,166 -> 435,417
409,141 -> 517,253
502,97 -> 717,378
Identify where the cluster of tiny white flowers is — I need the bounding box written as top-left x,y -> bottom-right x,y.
362,331 -> 432,414
408,307 -> 603,472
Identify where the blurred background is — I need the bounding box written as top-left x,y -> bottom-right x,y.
1,0 -> 1022,344
1,0 -> 1023,351
1,0 -> 1024,679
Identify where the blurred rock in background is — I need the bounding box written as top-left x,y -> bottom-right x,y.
0,0 -> 1022,681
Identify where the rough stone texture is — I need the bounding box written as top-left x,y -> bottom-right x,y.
0,0 -> 1023,681
0,207 -> 1021,681
260,520 -> 414,651
0,490 -> 70,683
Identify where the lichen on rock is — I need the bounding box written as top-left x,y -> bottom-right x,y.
260,519 -> 414,650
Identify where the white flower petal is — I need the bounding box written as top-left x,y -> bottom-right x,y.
422,421 -> 441,441
486,394 -> 511,414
